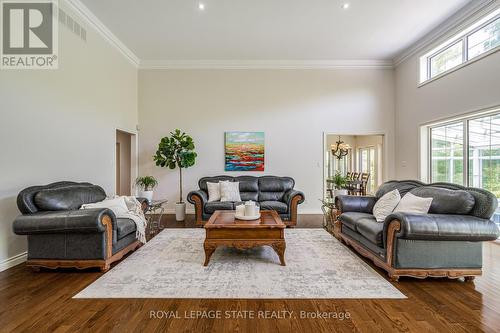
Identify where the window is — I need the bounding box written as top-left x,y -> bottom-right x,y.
426,109 -> 500,228
430,122 -> 464,185
468,114 -> 500,197
359,147 -> 376,194
468,17 -> 500,59
429,41 -> 464,78
420,8 -> 500,84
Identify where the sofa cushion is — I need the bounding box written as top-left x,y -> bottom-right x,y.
259,201 -> 288,213
236,176 -> 259,201
356,219 -> 384,246
116,218 -> 136,239
258,176 -> 294,202
409,186 -> 475,215
34,185 -> 106,211
339,212 -> 377,232
205,201 -> 233,213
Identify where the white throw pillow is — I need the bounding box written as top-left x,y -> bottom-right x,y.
394,192 -> 433,214
373,189 -> 401,222
80,197 -> 129,216
207,182 -> 221,202
220,181 -> 241,202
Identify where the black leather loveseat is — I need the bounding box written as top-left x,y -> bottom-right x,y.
12,182 -> 143,271
187,176 -> 305,226
336,180 -> 499,281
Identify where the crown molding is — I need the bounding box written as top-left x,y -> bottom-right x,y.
139,59 -> 394,70
393,0 -> 498,67
63,0 -> 140,67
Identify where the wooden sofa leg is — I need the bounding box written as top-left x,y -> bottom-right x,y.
464,276 -> 475,282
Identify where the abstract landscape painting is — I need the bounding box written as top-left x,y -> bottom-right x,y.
225,132 -> 265,171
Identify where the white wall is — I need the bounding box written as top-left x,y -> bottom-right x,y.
0,4 -> 138,268
138,69 -> 395,214
395,50 -> 500,180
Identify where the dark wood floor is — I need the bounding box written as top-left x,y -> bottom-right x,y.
1,215 -> 500,332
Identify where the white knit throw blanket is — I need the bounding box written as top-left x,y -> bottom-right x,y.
81,196 -> 147,244
120,196 -> 147,244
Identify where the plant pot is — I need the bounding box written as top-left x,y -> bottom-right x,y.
138,190 -> 154,202
333,189 -> 348,198
175,202 -> 186,221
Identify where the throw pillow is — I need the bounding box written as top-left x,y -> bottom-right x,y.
207,182 -> 221,202
80,197 -> 129,216
373,189 -> 401,222
220,181 -> 241,202
394,192 -> 433,214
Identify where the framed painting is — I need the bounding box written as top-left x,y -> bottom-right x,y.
225,132 -> 265,171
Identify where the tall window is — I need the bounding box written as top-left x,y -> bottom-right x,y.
359,147 -> 376,194
427,109 -> 500,225
420,8 -> 500,84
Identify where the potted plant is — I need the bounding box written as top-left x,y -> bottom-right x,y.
154,129 -> 197,221
328,171 -> 349,198
135,176 -> 158,202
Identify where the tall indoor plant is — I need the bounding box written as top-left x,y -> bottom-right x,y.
154,129 -> 197,221
135,176 -> 158,202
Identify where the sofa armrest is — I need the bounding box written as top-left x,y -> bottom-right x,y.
383,212 -> 500,245
187,190 -> 208,205
187,190 -> 208,223
13,208 -> 116,235
283,189 -> 305,207
336,195 -> 377,214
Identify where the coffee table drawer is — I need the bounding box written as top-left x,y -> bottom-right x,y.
206,228 -> 283,240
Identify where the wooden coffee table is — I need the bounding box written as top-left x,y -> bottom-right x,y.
203,210 -> 286,266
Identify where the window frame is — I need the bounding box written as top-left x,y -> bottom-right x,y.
419,9 -> 500,85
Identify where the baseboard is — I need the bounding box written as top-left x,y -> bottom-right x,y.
0,252 -> 27,272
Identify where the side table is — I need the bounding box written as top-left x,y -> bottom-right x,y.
320,198 -> 341,240
145,199 -> 168,236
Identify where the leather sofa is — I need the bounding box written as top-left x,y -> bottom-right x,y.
12,181 -> 145,272
187,176 -> 305,226
336,180 -> 499,281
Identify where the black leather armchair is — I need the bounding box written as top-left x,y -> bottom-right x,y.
336,180 -> 499,281
187,176 -> 305,226
12,182 -> 143,271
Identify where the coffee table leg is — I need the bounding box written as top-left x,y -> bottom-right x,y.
204,241 -> 217,266
271,241 -> 286,266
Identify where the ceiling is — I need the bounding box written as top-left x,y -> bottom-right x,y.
79,0 -> 473,62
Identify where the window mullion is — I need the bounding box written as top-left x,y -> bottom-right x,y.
463,36 -> 468,62
463,120 -> 469,186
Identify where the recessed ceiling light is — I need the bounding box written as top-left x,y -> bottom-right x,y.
341,2 -> 350,9
198,3 -> 205,10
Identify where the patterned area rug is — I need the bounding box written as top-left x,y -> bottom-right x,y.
74,229 -> 405,299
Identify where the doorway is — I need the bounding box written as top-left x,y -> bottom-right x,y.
324,134 -> 384,197
115,129 -> 136,196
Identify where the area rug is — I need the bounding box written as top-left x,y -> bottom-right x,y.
74,229 -> 405,299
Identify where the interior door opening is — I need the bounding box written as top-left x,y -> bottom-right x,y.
116,129 -> 135,196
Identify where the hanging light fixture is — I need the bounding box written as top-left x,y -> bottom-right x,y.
331,136 -> 350,160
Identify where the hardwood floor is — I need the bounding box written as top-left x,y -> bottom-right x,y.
1,215 -> 499,332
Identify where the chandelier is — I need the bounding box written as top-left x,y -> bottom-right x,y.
331,136 -> 350,160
